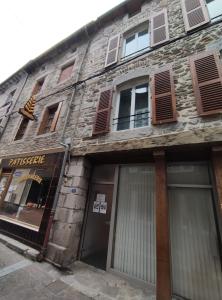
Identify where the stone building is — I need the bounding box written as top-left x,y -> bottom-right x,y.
0,0 -> 222,299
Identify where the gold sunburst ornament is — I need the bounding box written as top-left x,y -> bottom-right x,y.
18,96 -> 37,121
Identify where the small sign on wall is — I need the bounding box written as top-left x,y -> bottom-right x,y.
93,193 -> 107,214
100,201 -> 107,214
93,201 -> 100,213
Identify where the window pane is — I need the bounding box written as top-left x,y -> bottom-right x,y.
134,84 -> 149,128
117,89 -> 131,131
167,163 -> 211,185
42,105 -> 58,134
206,0 -> 222,19
0,167 -> 53,230
125,35 -> 137,57
59,63 -> 74,83
14,118 -> 29,141
138,30 -> 149,51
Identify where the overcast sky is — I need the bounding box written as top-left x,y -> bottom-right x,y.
0,0 -> 124,83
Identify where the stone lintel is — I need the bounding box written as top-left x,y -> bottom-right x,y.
71,127 -> 222,156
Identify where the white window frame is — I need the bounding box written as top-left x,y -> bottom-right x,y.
114,82 -> 150,131
122,26 -> 150,59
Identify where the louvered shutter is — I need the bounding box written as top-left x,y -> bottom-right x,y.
92,90 -> 113,135
105,35 -> 120,67
190,51 -> 222,116
152,68 -> 177,124
150,8 -> 169,47
51,102 -> 62,131
181,0 -> 210,32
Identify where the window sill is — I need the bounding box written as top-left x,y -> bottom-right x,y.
35,131 -> 57,138
112,125 -> 150,133
210,15 -> 222,23
56,76 -> 74,87
11,138 -> 27,144
121,47 -> 151,62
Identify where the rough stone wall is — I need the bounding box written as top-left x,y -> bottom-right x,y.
64,0 -> 222,155
0,0 -> 222,266
0,41 -> 88,157
46,157 -> 91,267
0,72 -> 27,136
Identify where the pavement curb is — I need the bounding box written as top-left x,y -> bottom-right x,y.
0,233 -> 39,261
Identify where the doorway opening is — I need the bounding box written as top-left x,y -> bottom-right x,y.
80,165 -> 115,270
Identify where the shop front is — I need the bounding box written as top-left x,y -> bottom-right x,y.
0,151 -> 64,249
80,147 -> 222,300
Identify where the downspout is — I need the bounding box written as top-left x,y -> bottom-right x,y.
38,26 -> 91,262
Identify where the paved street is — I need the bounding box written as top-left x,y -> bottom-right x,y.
0,243 -> 90,300
0,242 -> 156,300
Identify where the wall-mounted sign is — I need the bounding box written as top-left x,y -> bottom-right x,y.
93,193 -> 107,214
100,201 -> 107,214
18,174 -> 43,184
93,201 -> 100,213
18,96 -> 37,121
8,155 -> 46,168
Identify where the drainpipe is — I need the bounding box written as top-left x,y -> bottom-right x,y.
38,26 -> 91,261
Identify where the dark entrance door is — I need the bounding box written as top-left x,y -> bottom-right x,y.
81,183 -> 113,270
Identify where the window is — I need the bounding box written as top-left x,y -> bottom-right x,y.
58,62 -> 74,83
0,153 -> 62,231
206,0 -> 222,20
32,78 -> 45,96
5,90 -> 16,105
14,118 -> 29,141
114,83 -> 149,131
123,28 -> 150,58
38,102 -> 62,135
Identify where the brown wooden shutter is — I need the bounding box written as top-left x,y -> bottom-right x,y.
152,67 -> 177,124
38,108 -> 49,135
181,0 -> 210,32
51,102 -> 62,131
59,62 -> 74,83
92,90 -> 112,135
150,8 -> 169,47
105,35 -> 120,67
190,51 -> 222,116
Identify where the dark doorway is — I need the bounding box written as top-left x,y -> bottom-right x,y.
81,182 -> 114,270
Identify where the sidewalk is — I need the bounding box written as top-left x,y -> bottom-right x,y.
56,261 -> 156,300
0,240 -> 156,300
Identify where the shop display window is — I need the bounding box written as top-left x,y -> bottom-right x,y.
0,166 -> 54,231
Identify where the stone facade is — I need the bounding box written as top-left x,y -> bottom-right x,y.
0,0 -> 222,271
64,0 -> 222,155
46,157 -> 91,267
